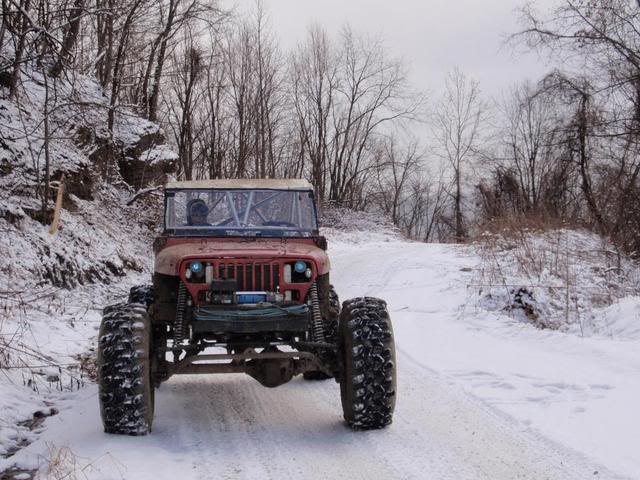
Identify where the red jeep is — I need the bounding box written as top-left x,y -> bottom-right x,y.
98,179 -> 396,434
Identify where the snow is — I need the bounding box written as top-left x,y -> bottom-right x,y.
1,66 -> 173,476
470,229 -> 640,334
319,206 -> 405,246
1,220 -> 639,479
0,70 -> 175,204
2,73 -> 639,479
0,185 -> 158,291
0,67 -> 174,292
599,296 -> 640,339
138,145 -> 179,166
350,242 -> 639,478
0,270 -> 150,459
113,114 -> 161,149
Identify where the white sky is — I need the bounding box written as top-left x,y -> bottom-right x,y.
232,0 -> 558,98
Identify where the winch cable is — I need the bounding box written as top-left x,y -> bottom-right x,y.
309,282 -> 325,343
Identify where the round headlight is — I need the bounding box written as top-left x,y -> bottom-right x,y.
190,261 -> 203,274
294,260 -> 306,273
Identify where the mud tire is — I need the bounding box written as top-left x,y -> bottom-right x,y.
128,284 -> 154,310
98,303 -> 154,435
338,297 -> 396,430
303,285 -> 340,381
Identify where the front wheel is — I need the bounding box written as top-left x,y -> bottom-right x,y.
338,297 -> 396,430
128,284 -> 154,310
98,303 -> 155,435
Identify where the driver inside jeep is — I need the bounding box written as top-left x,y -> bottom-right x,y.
186,198 -> 211,226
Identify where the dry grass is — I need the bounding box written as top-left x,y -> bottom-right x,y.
477,211 -> 579,237
43,445 -> 81,480
469,219 -> 640,333
41,444 -> 124,480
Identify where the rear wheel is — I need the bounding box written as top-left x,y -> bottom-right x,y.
339,297 -> 396,430
303,285 -> 340,381
98,303 -> 155,435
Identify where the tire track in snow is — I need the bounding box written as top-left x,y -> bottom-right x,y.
153,374 -> 404,480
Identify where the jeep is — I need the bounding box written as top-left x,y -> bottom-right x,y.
98,179 -> 396,434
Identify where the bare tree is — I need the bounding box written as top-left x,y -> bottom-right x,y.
106,0 -> 147,132
198,27 -> 229,180
166,31 -> 204,180
252,1 -> 284,178
291,24 -> 420,206
290,24 -> 337,200
146,0 -> 182,121
224,20 -> 258,178
145,0 -> 222,121
95,0 -> 114,88
408,172 -> 448,242
516,0 -> 640,252
371,136 -> 422,225
6,0 -> 32,99
49,0 -> 85,77
433,67 -> 486,241
497,80 -> 565,214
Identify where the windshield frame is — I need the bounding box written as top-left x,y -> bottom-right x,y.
163,187 -> 320,238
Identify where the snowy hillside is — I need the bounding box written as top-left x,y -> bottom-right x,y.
0,72 -> 175,291
471,228 -> 640,337
0,71 -> 175,476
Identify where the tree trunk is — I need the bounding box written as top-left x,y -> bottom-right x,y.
108,0 -> 143,134
96,0 -> 114,88
148,0 -> 178,121
41,65 -> 51,219
454,166 -> 465,241
576,93 -> 607,234
49,0 -> 84,77
8,0 -> 31,99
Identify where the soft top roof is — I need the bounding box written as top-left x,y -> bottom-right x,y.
165,179 -> 313,191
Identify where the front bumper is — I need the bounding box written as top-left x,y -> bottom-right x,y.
192,303 -> 310,334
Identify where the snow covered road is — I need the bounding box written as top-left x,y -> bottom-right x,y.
3,240 -> 636,479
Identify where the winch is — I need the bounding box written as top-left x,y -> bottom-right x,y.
206,278 -> 285,306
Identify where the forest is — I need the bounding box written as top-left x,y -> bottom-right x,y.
2,0 -> 640,254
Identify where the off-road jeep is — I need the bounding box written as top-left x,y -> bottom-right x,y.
98,179 -> 396,434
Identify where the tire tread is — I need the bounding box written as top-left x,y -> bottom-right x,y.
339,297 -> 396,430
98,303 -> 153,435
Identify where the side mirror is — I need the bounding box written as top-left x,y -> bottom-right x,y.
153,235 -> 168,254
314,235 -> 328,250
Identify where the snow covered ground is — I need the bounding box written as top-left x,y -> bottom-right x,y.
334,239 -> 640,479
1,226 -> 639,479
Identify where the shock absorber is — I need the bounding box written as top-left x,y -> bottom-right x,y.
174,282 -> 188,350
309,282 -> 325,343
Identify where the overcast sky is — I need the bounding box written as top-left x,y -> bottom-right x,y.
232,0 -> 559,98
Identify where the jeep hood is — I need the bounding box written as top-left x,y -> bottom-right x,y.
155,238 -> 330,276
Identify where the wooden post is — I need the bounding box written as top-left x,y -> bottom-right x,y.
49,174 -> 65,235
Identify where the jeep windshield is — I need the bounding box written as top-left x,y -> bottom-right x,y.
165,189 -> 318,237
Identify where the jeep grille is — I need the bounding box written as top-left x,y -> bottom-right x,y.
217,262 -> 280,292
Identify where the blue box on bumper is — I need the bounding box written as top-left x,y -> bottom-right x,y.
236,292 -> 268,304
